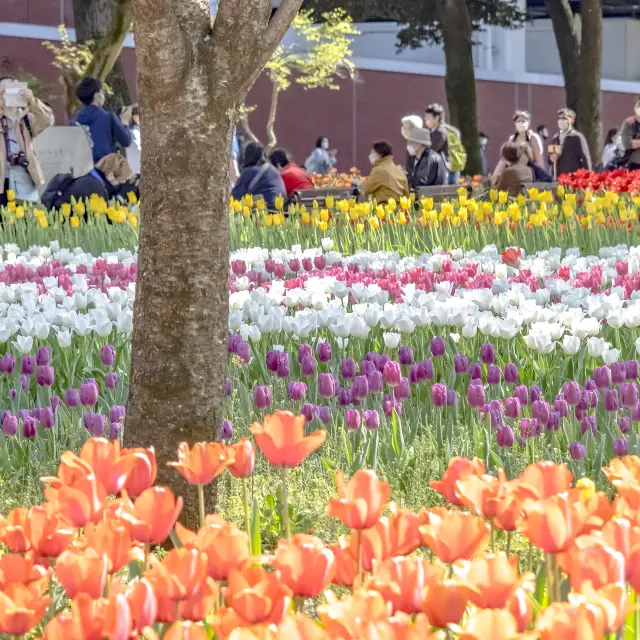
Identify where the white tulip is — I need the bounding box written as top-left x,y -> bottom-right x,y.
587,337 -> 607,357
13,334 -> 33,354
603,348 -> 621,365
321,238 -> 334,252
384,332 -> 401,348
562,335 -> 580,355
57,330 -> 72,348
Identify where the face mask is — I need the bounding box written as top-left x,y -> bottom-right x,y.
407,144 -> 416,156
515,121 -> 529,134
368,152 -> 378,166
321,140 -> 329,150
557,119 -> 569,132
635,107 -> 640,118
479,137 -> 487,148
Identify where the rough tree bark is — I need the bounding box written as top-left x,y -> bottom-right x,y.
72,0 -> 132,109
436,0 -> 482,176
265,82 -> 280,153
126,0 -> 303,529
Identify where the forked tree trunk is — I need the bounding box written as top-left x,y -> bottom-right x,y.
437,0 -> 482,176
126,0 -> 302,529
265,82 -> 280,154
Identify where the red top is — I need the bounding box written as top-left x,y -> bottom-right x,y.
280,163 -> 315,196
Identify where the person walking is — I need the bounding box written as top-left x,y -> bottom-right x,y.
270,148 -> 314,196
406,128 -> 446,190
549,108 -> 591,177
363,140 -> 409,203
305,137 -> 337,176
425,103 -> 467,185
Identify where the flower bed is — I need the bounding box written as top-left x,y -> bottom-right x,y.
559,168 -> 640,194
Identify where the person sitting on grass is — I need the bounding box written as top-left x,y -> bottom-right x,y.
363,140 -> 409,204
494,142 -> 533,197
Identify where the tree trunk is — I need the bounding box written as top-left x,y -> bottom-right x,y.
577,0 -> 602,160
544,0 -> 580,114
265,81 -> 280,154
126,0 -> 302,530
437,0 -> 481,176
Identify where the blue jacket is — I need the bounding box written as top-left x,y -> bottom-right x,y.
73,105 -> 132,163
231,163 -> 286,211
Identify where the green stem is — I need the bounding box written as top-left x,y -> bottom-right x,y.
242,477 -> 251,553
490,523 -> 495,553
197,483 -> 205,529
634,589 -> 639,640
281,467 -> 290,539
506,531 -> 512,558
553,553 -> 561,603
356,528 -> 363,588
528,540 -> 533,572
545,552 -> 554,603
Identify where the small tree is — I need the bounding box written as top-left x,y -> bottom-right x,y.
243,8 -> 358,152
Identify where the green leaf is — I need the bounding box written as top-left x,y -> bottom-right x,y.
250,498 -> 262,556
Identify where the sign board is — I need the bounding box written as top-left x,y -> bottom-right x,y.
32,126 -> 94,191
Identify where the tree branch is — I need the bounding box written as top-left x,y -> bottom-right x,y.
261,0 -> 305,64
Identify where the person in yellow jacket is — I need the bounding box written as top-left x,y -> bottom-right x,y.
363,140 -> 409,204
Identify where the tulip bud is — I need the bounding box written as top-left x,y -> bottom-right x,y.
604,388 -> 620,412
23,416 -> 37,439
364,409 -> 380,430
497,424 -> 514,448
221,419 -> 233,440
569,442 -> 586,460
316,405 -> 331,425
338,387 -> 352,406
563,381 -> 581,405
80,380 -> 99,406
228,334 -> 242,353
301,402 -> 315,422
446,388 -> 457,406
236,340 -> 250,363
39,407 -> 54,429
273,263 -> 285,278
225,377 -> 232,396
367,370 -> 383,393
611,362 -> 626,384
454,353 -> 468,374
467,382 -> 485,409
520,418 -> 539,438
554,395 -> 569,417
617,416 -> 631,434
616,260 -> 629,276
252,385 -> 271,409
480,343 -> 495,364
383,361 -> 403,388
37,346 -> 51,366
614,438 -> 629,457
2,413 -> 17,436
21,356 -> 35,376
109,422 -> 121,440
621,382 -> 638,407
288,258 -> 300,272
468,362 -> 482,380
36,365 -> 55,387
318,373 -> 336,399
431,383 -> 447,407
398,346 -> 414,365
594,365 -> 612,389
287,382 -> 307,402
313,255 -> 326,270
65,388 -> 80,407
532,400 -> 550,424
580,416 -> 597,435
487,365 -> 501,385
20,375 -> 29,391
298,343 -> 313,364
530,386 -> 543,404
505,397 -> 521,419
100,345 -> 116,367
352,375 -> 369,400
264,259 -> 275,273
418,359 -> 434,381
430,337 -> 445,357
546,411 -> 560,431
383,397 -> 402,417
84,412 -> 106,437
626,360 -> 639,380
317,341 -> 332,363
345,409 -> 361,431
0,354 -> 16,373
302,258 -> 313,272
105,372 -> 119,389
359,360 -> 374,377
503,363 -> 518,384
276,353 -> 290,378
375,354 -> 390,373
393,377 -> 410,400
341,358 -> 356,379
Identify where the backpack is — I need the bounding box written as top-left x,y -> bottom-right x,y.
40,173 -> 76,211
444,124 -> 467,173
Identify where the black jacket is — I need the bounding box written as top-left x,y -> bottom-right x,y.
528,161 -> 554,183
58,169 -> 121,206
551,130 -> 592,176
408,149 -> 446,190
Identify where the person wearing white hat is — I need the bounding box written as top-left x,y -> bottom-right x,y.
401,115 -> 425,174
406,127 -> 446,189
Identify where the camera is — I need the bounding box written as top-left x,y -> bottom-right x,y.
8,152 -> 29,169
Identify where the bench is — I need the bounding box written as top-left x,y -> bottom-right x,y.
290,188 -> 355,208
416,185 -> 467,203
522,181 -> 559,195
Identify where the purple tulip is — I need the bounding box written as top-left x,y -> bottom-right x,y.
430,337 -> 445,358
352,376 -> 369,400
580,416 -> 597,435
318,373 -> 336,399
64,388 -> 80,407
632,403 -> 640,422
0,354 -> 16,373
221,420 -> 233,440
2,413 -> 17,436
505,397 -> 521,419
316,405 -> 331,425
345,409 -> 361,431
563,381 -> 581,405
532,400 -> 550,424
554,395 -> 569,418
264,258 -> 275,273
614,438 -> 629,457
431,383 -> 447,407
301,402 -> 315,422
22,416 -> 36,439
288,258 -> 300,272
287,382 -> 307,402
39,407 -> 54,429
546,411 -> 560,431
21,356 -> 35,376
575,407 -> 588,421
570,442 -> 586,460
612,362 -> 627,384
469,362 -> 482,380
341,358 -> 356,379
338,388 -> 352,406
383,361 -> 403,388
359,360 -> 375,377
36,346 -> 51,367
253,385 -> 271,408
84,412 -> 106,437
105,372 -> 119,389
467,382 -> 486,408
577,390 -> 590,411
36,365 -> 54,387
368,371 -> 383,393
490,409 -> 502,429
418,359 -> 434,381
20,409 -> 31,423
454,354 -> 469,374
447,389 -> 457,406
365,351 -> 377,362
276,353 -> 290,378
100,345 -> 116,367
317,342 -> 332,363
605,388 -> 620,412
50,396 -> 62,412
225,377 -> 232,396
383,397 -> 402,417
231,260 -> 246,275
584,379 -> 596,391
228,334 -> 242,353
514,385 -> 529,405
364,409 -> 380,430
503,363 -> 518,384
109,422 -> 121,440
9,388 -> 16,399
393,377 -> 410,400
497,424 -> 514,448
375,354 -> 390,373
520,418 -> 539,438
626,360 -> 639,380
110,405 -> 126,423
313,255 -> 326,270
398,346 -> 414,365
481,343 -> 495,364
589,390 -> 599,409
487,365 -> 501,385
409,365 -> 421,384
236,340 -> 250,363
621,382 -> 639,407
80,380 -> 99,406
298,343 -> 312,364
594,365 -> 612,389
530,386 -> 543,404
618,416 -> 631,434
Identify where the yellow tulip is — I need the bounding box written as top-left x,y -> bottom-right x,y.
128,214 -> 137,227
620,208 -> 629,222
16,206 -> 24,218
301,211 -> 311,224
38,216 -> 48,228
441,202 -> 453,218
356,223 -> 364,233
349,209 -> 358,222
565,193 -> 576,206
243,206 -> 251,218
387,197 -> 397,210
516,194 -> 525,207
256,199 -> 266,212
422,197 -> 434,212
596,212 -> 606,225
33,208 -> 45,218
556,184 -> 565,198
562,203 -> 574,218
369,217 -> 379,229
6,189 -> 15,202
232,199 -> 242,213
61,203 -> 71,218
489,189 -> 498,202
325,195 -> 335,209
458,207 -> 468,223
376,205 -> 385,220
127,191 -> 138,205
319,220 -> 328,231
498,191 -> 508,204
527,188 -> 540,201
467,200 -> 478,214
273,213 -> 282,226
458,195 -> 467,207
337,200 -> 350,214
275,195 -> 284,211
399,196 -> 410,210
264,214 -> 273,227
576,477 -> 595,501
70,215 -> 80,228
74,202 -> 86,215
320,209 -> 329,223
244,194 -> 254,207
398,213 -> 407,225
580,215 -> 592,230
511,207 -> 522,222
7,201 -> 16,213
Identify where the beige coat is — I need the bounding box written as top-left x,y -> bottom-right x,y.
0,98 -> 55,193
364,156 -> 410,204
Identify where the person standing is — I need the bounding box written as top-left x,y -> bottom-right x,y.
305,136 -> 337,176
619,96 -> 640,170
270,148 -> 314,196
549,108 -> 591,177
0,76 -> 54,205
425,103 -> 467,185
73,77 -> 132,164
124,104 -> 141,175
406,128 -> 446,190
601,127 -> 619,169
479,132 -> 489,176
363,140 -> 409,203
508,111 -> 544,166
536,124 -> 549,166
401,115 -> 424,174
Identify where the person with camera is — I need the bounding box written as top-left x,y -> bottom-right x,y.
0,76 -> 54,205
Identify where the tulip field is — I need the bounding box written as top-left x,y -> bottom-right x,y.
4,183 -> 640,637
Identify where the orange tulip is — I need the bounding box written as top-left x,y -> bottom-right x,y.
349,516 -> 393,572
327,469 -> 391,530
0,552 -> 48,588
419,509 -> 490,563
450,609 -> 537,640
163,621 -> 209,640
41,450 -> 94,488
250,411 -> 326,468
81,517 -> 137,574
119,486 -> 183,544
79,437 -> 141,496
519,492 -> 585,553
506,584 -> 534,632
567,487 -> 615,535
599,517 -> 640,576
120,447 -> 157,497
518,461 -> 573,499
368,556 -> 445,614
430,457 -> 485,506
125,578 -> 157,631
145,548 -> 208,600
56,547 -> 109,599
175,518 -> 250,581
276,614 -> 328,640
535,601 -> 606,640
0,578 -> 50,635
557,538 -> 625,590
228,438 -> 256,478
317,589 -> 391,639
26,504 -> 76,558
454,473 -> 500,519
44,469 -> 106,527
272,533 -> 335,597
168,441 -> 235,485
0,508 -> 31,552
577,582 -> 629,634
386,503 -> 425,556
421,578 -> 478,628
225,567 -> 292,625
493,481 -> 538,532
327,536 -> 358,587
179,576 -> 219,621
602,455 -> 640,486
461,553 -> 534,610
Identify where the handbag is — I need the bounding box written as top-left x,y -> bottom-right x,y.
7,165 -> 38,202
